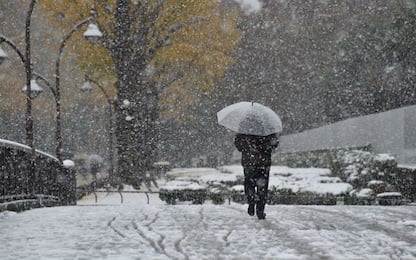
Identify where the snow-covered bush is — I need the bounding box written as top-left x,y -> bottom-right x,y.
161,168 -> 245,205
229,185 -> 246,203
267,188 -> 337,205
276,148 -> 397,193
394,166 -> 416,202
333,150 -> 397,190
275,150 -> 335,168
367,180 -> 386,194
207,185 -> 229,204
159,180 -> 207,204
267,188 -> 296,204
347,188 -> 376,205
160,165 -> 376,205
376,192 -> 407,205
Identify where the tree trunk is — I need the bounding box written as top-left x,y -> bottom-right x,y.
114,67 -> 160,187
112,0 -> 154,187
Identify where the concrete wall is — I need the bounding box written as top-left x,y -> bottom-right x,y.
279,105 -> 416,164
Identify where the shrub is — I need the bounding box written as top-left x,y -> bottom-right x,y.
334,150 -> 397,190
276,147 -> 398,193
229,185 -> 246,204
267,188 -> 337,205
159,189 -> 207,204
209,193 -> 226,204
207,185 -> 230,204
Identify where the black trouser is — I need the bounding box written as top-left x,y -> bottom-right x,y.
244,167 -> 270,214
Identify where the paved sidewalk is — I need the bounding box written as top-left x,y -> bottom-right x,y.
1,193 -> 416,259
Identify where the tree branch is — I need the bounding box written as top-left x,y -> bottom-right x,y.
147,15 -> 212,58
130,1 -> 164,65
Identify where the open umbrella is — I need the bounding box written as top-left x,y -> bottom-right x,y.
217,102 -> 282,136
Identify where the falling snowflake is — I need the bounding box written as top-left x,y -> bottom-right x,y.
122,99 -> 131,107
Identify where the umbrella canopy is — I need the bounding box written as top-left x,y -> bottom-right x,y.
217,102 -> 282,136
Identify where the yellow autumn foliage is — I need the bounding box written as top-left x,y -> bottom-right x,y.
38,0 -> 115,85
38,0 -> 241,122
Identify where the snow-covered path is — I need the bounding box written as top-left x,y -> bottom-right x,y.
1,193 -> 416,260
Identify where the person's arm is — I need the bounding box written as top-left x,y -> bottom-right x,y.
270,134 -> 279,150
234,134 -> 244,152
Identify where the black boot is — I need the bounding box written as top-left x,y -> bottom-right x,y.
247,203 -> 255,216
256,202 -> 266,220
257,212 -> 266,220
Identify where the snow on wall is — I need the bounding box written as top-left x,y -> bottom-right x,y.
279,105 -> 416,164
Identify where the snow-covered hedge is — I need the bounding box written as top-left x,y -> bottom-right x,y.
159,180 -> 207,204
276,148 -> 398,193
159,181 -> 238,205
334,150 -> 397,190
159,166 -> 352,205
267,188 -> 337,205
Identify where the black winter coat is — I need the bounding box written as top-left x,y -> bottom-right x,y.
234,133 -> 279,168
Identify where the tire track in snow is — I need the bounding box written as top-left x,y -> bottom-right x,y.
76,215 -> 124,259
169,205 -> 218,259
144,212 -> 167,255
174,233 -> 189,260
132,219 -> 171,257
108,216 -> 126,238
197,206 -> 231,258
227,205 -> 331,260
199,207 -> 208,231
133,210 -> 188,259
223,230 -> 232,247
168,207 -> 189,260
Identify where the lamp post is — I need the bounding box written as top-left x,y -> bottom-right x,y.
53,17 -> 101,162
0,0 -> 37,193
80,75 -> 115,184
0,1 -> 102,162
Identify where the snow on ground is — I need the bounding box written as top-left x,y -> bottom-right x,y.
1,191 -> 416,260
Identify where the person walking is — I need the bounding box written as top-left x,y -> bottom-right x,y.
234,133 -> 279,219
217,101 -> 282,219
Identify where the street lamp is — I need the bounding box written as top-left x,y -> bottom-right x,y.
80,75 -> 116,184
83,23 -> 103,44
0,0 -> 102,163
0,0 -> 37,194
80,79 -> 93,92
52,18 -> 101,162
21,79 -> 44,99
0,0 -> 36,151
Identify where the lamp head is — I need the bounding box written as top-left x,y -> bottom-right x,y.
80,80 -> 93,92
22,79 -> 44,99
83,23 -> 102,44
0,47 -> 8,65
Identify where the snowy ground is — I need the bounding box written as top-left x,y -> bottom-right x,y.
1,192 -> 416,260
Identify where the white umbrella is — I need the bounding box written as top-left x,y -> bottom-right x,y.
217,102 -> 282,136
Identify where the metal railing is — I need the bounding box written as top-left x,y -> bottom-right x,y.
91,190 -> 159,204
0,139 -> 76,208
